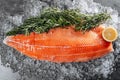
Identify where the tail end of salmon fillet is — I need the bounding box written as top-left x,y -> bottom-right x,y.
3,37 -> 9,45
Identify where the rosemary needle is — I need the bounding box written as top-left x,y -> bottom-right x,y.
6,8 -> 110,36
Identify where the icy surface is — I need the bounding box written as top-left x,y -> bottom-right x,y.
0,0 -> 120,80
0,57 -> 20,80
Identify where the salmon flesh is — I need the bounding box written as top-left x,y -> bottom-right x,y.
4,25 -> 113,63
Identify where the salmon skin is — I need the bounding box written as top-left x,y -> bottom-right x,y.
4,25 -> 113,63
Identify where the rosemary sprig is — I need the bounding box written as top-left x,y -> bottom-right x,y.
6,8 -> 110,36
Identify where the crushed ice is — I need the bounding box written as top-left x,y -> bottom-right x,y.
1,0 -> 120,80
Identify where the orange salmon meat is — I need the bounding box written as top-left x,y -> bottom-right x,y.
4,25 -> 113,63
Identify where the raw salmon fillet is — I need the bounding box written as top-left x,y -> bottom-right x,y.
4,25 -> 113,63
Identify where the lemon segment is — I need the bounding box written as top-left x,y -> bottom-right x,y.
102,27 -> 118,42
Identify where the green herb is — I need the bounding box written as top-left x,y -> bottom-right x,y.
6,8 -> 110,36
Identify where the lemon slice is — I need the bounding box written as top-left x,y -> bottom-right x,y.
102,27 -> 118,42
